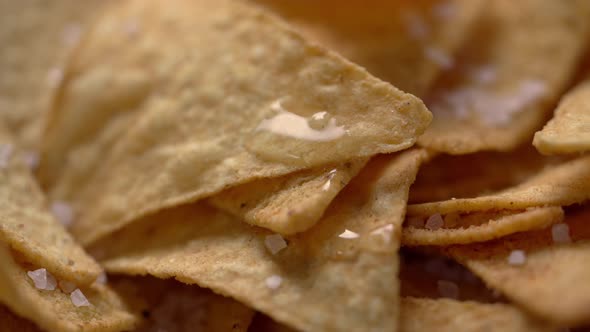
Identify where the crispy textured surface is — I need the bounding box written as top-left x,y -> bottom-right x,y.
0,128 -> 101,285
253,0 -> 483,97
100,149 -> 428,332
408,156 -> 590,216
408,146 -> 563,204
403,207 -> 563,246
418,0 -> 589,154
40,0 -> 431,246
0,0 -> 107,148
448,207 -> 590,326
111,276 -> 254,332
534,80 -> 590,154
207,0 -> 475,236
0,245 -> 137,332
209,159 -> 368,235
400,297 -> 553,332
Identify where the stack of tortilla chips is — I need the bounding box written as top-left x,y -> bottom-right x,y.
1,0 -> 590,331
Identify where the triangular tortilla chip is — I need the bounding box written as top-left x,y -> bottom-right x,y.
208,159 -> 368,235
207,0 -> 477,236
0,128 -> 101,285
403,207 -> 563,246
408,145 -> 563,204
400,297 -> 553,332
39,0 -> 431,246
0,0 -> 108,148
98,149 -> 428,331
447,206 -> 590,326
111,276 -> 254,332
418,0 -> 589,154
408,156 -> 590,217
534,80 -> 590,154
0,245 -> 138,332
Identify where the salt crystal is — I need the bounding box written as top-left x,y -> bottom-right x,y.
507,250 -> 526,265
370,224 -> 394,244
551,223 -> 571,244
402,12 -> 429,40
46,67 -> 63,87
322,169 -> 338,191
123,19 -> 140,38
51,201 -> 74,227
424,47 -> 454,69
264,234 -> 287,255
59,280 -> 77,293
425,214 -> 444,230
70,289 -> 91,307
0,143 -> 13,169
265,275 -> 282,290
437,280 -> 459,299
22,150 -> 39,170
27,268 -> 56,290
338,229 -> 359,239
96,272 -> 108,284
62,23 -> 82,47
469,66 -> 497,84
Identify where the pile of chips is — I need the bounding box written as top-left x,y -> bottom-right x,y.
1,0 -> 589,331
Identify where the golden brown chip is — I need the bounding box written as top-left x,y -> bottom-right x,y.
98,149 -> 428,331
253,0 -> 483,97
0,245 -> 138,332
0,128 -> 101,285
111,276 -> 254,332
418,0 -> 589,154
39,0 -> 431,246
0,0 -> 108,148
408,156 -> 590,217
534,80 -> 590,154
402,207 -> 563,246
447,207 -> 590,326
208,159 -> 367,235
408,145 -> 563,204
400,297 -> 553,332
207,0 -> 473,236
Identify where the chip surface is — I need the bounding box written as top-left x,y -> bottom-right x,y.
534,80 -> 590,154
40,0 -> 431,246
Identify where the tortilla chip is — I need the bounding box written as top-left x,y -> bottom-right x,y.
0,304 -> 42,332
253,0 -> 483,97
0,245 -> 138,332
408,156 -> 590,217
408,145 -> 563,204
0,0 -> 107,148
400,297 -> 554,332
403,207 -> 563,246
111,276 -> 254,332
208,159 -> 367,235
418,0 -> 589,154
98,149 -> 428,331
0,128 -> 101,285
39,0 -> 431,246
207,0 -> 475,235
447,206 -> 590,326
534,80 -> 590,154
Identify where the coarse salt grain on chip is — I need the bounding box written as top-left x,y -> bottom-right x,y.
264,234 -> 287,255
507,250 -> 526,266
70,289 -> 91,307
551,223 -> 571,244
27,268 -> 57,291
265,275 -> 282,290
338,229 -> 359,239
40,0 -> 432,247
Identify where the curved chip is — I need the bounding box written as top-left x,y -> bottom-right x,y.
408,156 -> 590,217
0,245 -> 137,332
400,297 -> 553,332
402,207 -> 563,246
0,128 -> 101,285
534,80 -> 590,154
0,0 -> 108,148
98,150 -> 428,331
418,0 -> 589,154
447,206 -> 590,326
39,0 -> 431,246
